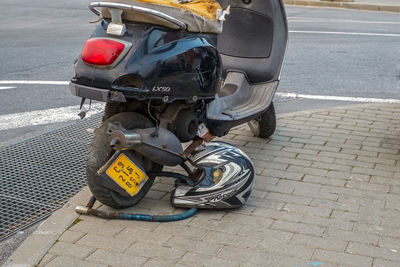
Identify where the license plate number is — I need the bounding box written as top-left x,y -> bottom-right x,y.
106,153 -> 148,196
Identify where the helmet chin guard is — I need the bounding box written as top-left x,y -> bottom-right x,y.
171,142 -> 255,209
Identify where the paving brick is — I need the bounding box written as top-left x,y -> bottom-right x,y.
59,230 -> 85,244
312,248 -> 373,266
352,167 -> 395,178
298,154 -> 335,163
311,162 -> 352,172
166,236 -> 223,256
76,234 -> 134,253
271,220 -> 325,236
301,214 -> 354,231
379,236 -> 400,250
319,151 -> 356,160
105,218 -> 161,231
320,185 -> 366,199
255,175 -> 280,185
266,192 -> 312,205
222,213 -> 274,228
379,153 -> 400,161
324,228 -> 379,245
338,195 -> 385,209
326,141 -> 362,150
143,259 -> 186,267
69,220 -> 124,237
278,179 -> 322,194
326,171 -> 370,182
238,220 -> 294,241
273,156 -> 313,167
341,148 -> 378,158
270,139 -> 304,148
255,180 -> 294,194
252,158 -> 289,171
373,258 -> 400,267
273,256 -> 340,267
251,188 -> 268,199
153,223 -> 208,240
252,207 -> 303,222
246,196 -> 286,209
390,185 -> 400,195
303,174 -> 346,187
284,203 -> 332,217
293,186 -> 339,201
179,252 -> 237,267
310,198 -> 359,212
291,137 -> 326,146
202,231 -> 261,249
347,242 -> 400,262
37,253 -> 56,267
354,223 -> 400,239
362,145 -> 399,155
346,181 -> 390,193
45,255 -> 107,267
283,147 -> 318,155
287,165 -> 329,177
291,233 -> 347,252
334,158 -> 375,169
115,227 -> 172,245
188,217 -> 242,234
48,241 -> 95,259
257,239 -> 314,259
261,169 -> 304,181
125,243 -> 186,261
217,246 -> 279,266
86,249 -> 147,266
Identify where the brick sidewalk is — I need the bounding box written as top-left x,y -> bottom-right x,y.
6,103 -> 400,267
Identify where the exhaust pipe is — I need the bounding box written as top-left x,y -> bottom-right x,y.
109,127 -> 184,166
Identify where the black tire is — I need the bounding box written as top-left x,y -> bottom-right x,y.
86,112 -> 162,209
258,102 -> 277,139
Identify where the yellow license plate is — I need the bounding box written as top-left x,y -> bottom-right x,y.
106,153 -> 148,197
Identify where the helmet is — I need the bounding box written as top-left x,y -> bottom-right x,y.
171,142 -> 255,209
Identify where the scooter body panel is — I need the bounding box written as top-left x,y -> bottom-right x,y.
73,20 -> 222,102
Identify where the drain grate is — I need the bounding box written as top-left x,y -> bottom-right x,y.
0,114 -> 102,241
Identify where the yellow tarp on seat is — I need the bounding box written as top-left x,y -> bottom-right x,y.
101,0 -> 224,33
134,0 -> 221,20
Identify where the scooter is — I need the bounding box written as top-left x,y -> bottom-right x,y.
71,0 -> 288,217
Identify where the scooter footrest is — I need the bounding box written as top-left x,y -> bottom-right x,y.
207,72 -> 278,121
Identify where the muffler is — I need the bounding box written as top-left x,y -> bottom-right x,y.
109,127 -> 183,166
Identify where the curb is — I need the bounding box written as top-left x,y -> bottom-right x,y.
283,0 -> 400,12
3,187 -> 91,267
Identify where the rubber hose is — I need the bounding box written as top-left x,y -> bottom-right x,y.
87,207 -> 198,222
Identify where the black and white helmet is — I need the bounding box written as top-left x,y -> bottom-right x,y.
171,142 -> 255,209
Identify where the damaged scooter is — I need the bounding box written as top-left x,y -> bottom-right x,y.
71,0 -> 288,221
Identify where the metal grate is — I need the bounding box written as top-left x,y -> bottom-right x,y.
0,115 -> 102,241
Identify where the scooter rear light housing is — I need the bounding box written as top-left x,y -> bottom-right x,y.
81,38 -> 132,67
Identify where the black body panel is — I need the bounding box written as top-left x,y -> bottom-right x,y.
217,0 -> 288,83
73,20 -> 222,102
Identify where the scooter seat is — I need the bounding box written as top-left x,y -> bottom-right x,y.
100,0 -> 224,33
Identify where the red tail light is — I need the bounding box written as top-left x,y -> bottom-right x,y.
81,38 -> 129,66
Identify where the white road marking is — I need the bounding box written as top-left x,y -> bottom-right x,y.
289,17 -> 400,25
289,30 -> 400,37
0,80 -> 69,85
0,87 -> 15,90
276,92 -> 400,103
0,103 -> 104,131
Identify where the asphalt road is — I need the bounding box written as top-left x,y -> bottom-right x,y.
0,2 -> 399,118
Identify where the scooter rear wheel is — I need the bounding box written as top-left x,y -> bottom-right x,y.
248,102 -> 276,139
86,112 -> 162,209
